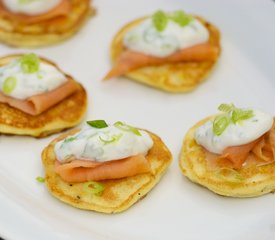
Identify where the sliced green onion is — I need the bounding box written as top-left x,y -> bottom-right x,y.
20,53 -> 40,74
19,0 -> 37,4
213,115 -> 230,136
64,154 -> 73,161
36,176 -> 45,183
152,10 -> 168,32
2,76 -> 17,94
99,134 -> 122,144
214,168 -> 244,183
87,120 -> 108,129
169,10 -> 193,27
114,121 -> 141,136
218,103 -> 235,113
213,103 -> 254,134
83,181 -> 105,196
64,136 -> 77,143
231,109 -> 254,124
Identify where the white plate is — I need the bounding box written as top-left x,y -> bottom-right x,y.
1,0 -> 275,239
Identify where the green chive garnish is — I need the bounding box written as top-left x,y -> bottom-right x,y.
36,176 -> 45,183
87,120 -> 108,129
20,53 -> 40,74
99,134 -> 122,144
218,103 -> 235,113
231,109 -> 254,124
83,181 -> 105,196
152,10 -> 168,32
169,10 -> 193,27
2,76 -> 17,94
213,103 -> 254,136
213,115 -> 230,136
19,0 -> 37,4
114,121 -> 141,136
64,136 -> 77,143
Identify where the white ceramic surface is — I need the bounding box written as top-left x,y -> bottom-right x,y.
0,0 -> 275,239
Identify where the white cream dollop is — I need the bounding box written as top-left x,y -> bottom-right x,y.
123,18 -> 209,58
0,59 -> 67,100
54,123 -> 154,162
195,109 -> 273,154
2,0 -> 61,15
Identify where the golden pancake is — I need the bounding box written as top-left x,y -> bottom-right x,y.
42,129 -> 172,213
110,16 -> 221,93
0,0 -> 94,48
179,117 -> 275,197
0,55 -> 87,137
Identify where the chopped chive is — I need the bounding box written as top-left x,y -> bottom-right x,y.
87,120 -> 108,129
99,134 -> 122,144
83,181 -> 105,196
20,53 -> 40,74
152,10 -> 168,32
169,10 -> 193,27
19,0 -> 37,4
36,176 -> 45,183
218,103 -> 235,113
3,76 -> 17,94
213,115 -> 230,136
64,136 -> 77,143
231,109 -> 254,124
114,121 -> 141,136
213,103 -> 254,135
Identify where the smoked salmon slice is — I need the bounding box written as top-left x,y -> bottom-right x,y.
0,0 -> 71,24
55,154 -> 151,183
218,138 -> 262,169
204,122 -> 275,169
252,125 -> 275,162
252,136 -> 272,162
0,78 -> 79,116
104,42 -> 220,80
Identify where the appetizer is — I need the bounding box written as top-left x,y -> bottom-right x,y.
0,0 -> 94,48
0,53 -> 87,137
42,120 -> 172,213
104,10 -> 221,92
179,104 -> 275,197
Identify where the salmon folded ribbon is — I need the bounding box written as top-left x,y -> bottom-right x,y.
104,42 -> 220,80
55,154 -> 151,183
0,78 -> 79,116
205,122 -> 275,169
